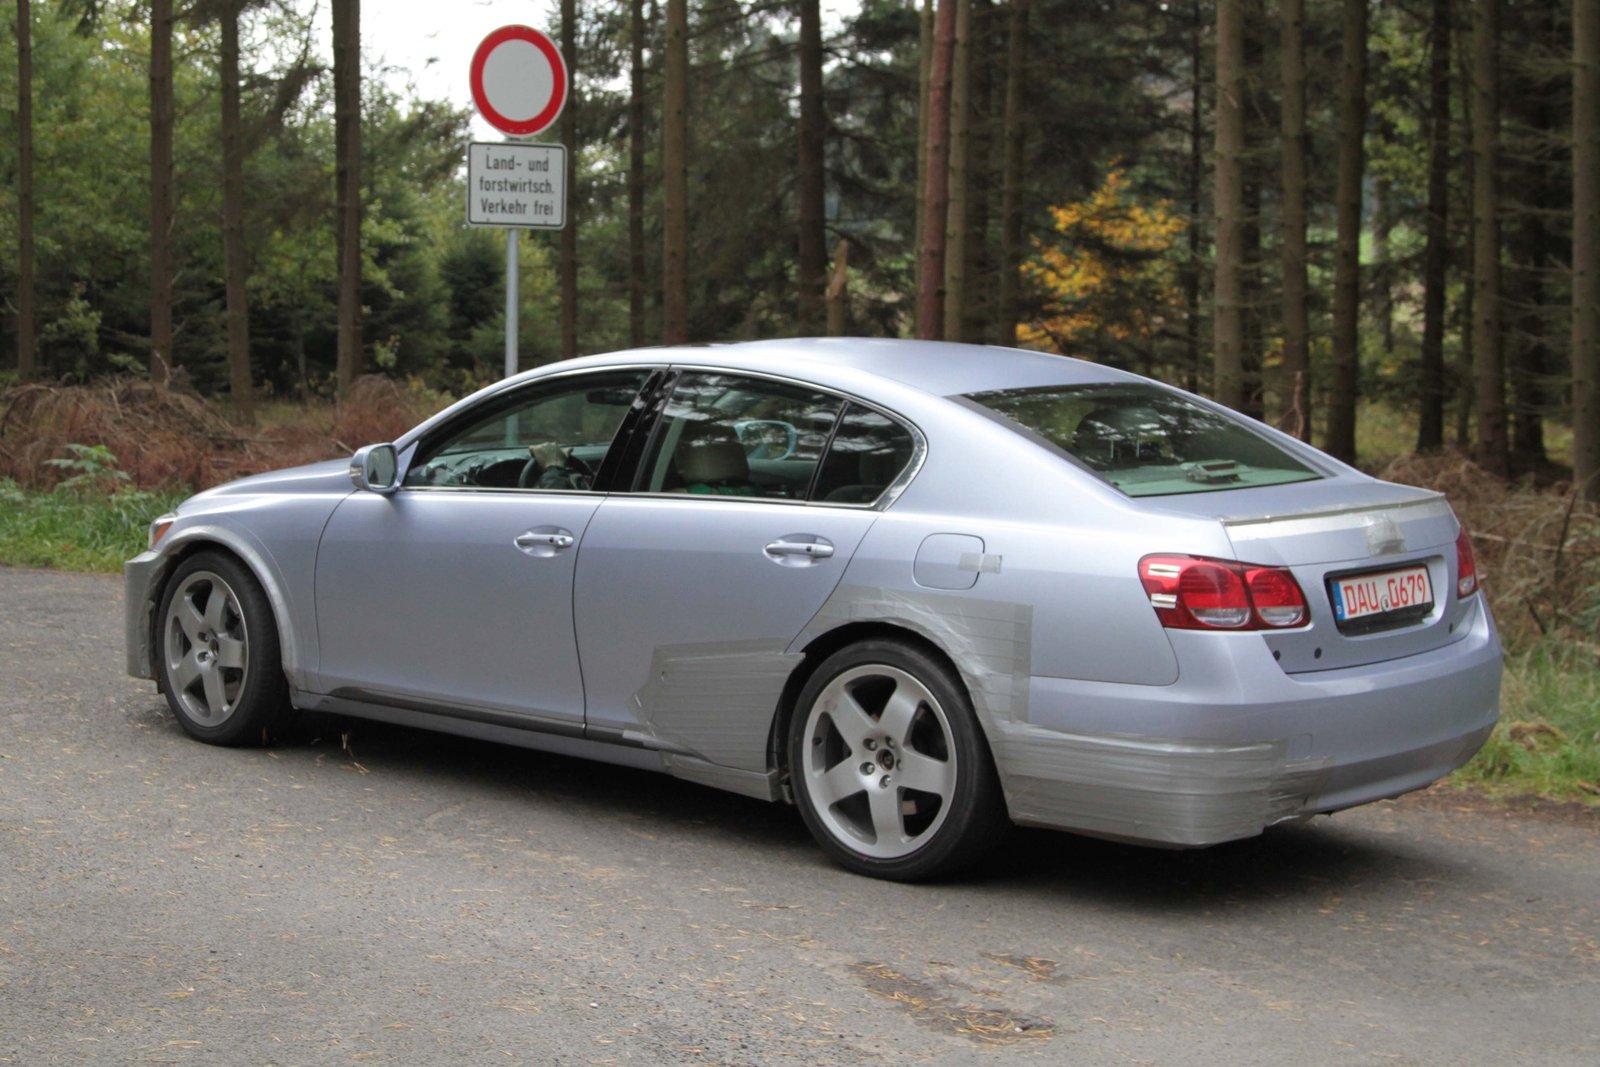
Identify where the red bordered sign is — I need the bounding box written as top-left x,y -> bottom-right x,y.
469,25 -> 568,137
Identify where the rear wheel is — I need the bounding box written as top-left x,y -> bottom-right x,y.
156,551 -> 290,745
788,639 -> 1007,881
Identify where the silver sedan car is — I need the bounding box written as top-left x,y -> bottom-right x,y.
125,340 -> 1502,880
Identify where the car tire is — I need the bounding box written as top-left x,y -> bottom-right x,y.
155,550 -> 291,746
787,638 -> 1008,881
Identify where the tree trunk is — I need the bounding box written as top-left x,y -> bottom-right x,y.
796,0 -> 826,335
1418,0 -> 1452,451
15,0 -> 34,381
1471,0 -> 1508,474
995,0 -> 1028,346
332,0 -> 362,392
1212,0 -> 1246,408
628,0 -> 647,347
1456,21 -> 1476,447
559,0 -> 579,359
662,0 -> 688,343
1280,0 -> 1309,439
1184,0 -> 1202,393
962,0 -> 994,344
1373,178 -> 1394,358
915,0 -> 956,339
1510,35 -> 1561,469
1325,0 -> 1366,463
915,0 -> 932,281
966,0 -> 992,342
942,0 -> 972,341
149,0 -> 175,383
1576,0 -> 1600,500
220,1 -> 252,419
1239,3 -> 1265,417
826,238 -> 849,336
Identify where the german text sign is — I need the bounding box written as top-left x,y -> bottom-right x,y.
466,142 -> 566,230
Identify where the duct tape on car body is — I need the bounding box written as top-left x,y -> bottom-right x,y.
796,583 -> 1331,846
991,721 -> 1333,847
796,583 -> 1035,727
629,637 -> 804,775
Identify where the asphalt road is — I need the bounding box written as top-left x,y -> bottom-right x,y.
1,566 -> 1597,1065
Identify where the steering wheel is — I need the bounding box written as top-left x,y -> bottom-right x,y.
517,445 -> 595,489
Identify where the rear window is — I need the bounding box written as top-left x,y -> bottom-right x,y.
964,383 -> 1321,497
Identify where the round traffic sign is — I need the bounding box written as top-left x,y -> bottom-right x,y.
470,25 -> 568,138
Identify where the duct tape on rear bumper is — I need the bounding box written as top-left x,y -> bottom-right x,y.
991,721 -> 1332,847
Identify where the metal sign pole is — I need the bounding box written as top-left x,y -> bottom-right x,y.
505,226 -> 518,378
468,25 -> 569,384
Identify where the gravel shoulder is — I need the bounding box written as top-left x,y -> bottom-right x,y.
1,566 -> 1597,1064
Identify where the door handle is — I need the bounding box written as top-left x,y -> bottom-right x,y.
764,536 -> 835,564
515,528 -> 575,555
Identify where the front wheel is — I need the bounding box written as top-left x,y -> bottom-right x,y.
156,550 -> 290,745
788,639 -> 1007,881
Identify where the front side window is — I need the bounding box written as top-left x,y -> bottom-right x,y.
633,373 -> 843,500
966,382 -> 1321,497
403,370 -> 651,490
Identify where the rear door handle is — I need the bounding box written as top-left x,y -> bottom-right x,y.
764,536 -> 835,565
515,527 -> 575,556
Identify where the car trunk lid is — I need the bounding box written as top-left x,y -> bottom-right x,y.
1144,478 -> 1476,673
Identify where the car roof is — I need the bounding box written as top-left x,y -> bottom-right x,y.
522,338 -> 1145,399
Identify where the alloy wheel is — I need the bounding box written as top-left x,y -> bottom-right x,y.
163,570 -> 250,726
800,664 -> 958,860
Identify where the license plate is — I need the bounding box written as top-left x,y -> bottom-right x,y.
1329,564 -> 1433,625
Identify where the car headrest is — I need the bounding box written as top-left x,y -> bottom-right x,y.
674,421 -> 749,484
859,447 -> 905,487
1073,405 -> 1165,463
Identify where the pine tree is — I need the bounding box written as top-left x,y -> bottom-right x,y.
1325,0 -> 1367,462
332,0 -> 362,392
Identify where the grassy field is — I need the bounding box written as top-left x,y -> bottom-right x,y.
1454,641 -> 1600,800
0,481 -> 189,572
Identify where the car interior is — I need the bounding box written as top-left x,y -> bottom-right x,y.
401,369 -> 917,504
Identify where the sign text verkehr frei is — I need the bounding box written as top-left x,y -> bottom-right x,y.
466,142 -> 566,230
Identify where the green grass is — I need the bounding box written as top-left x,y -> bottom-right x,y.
0,480 -> 189,573
2,474 -> 1595,805
1453,641 -> 1600,802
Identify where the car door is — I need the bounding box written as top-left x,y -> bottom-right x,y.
314,368 -> 654,731
573,370 -> 915,773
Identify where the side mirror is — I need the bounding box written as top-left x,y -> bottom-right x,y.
349,443 -> 400,494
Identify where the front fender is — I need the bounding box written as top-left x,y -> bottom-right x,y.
124,523 -> 309,689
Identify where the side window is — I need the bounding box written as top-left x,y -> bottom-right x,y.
812,403 -> 918,505
633,373 -> 843,500
403,370 -> 651,490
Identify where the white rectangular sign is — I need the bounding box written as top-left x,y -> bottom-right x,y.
466,141 -> 566,229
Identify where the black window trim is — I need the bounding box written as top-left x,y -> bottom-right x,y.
607,364 -> 927,511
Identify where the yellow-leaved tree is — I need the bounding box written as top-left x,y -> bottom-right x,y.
1019,166 -> 1187,364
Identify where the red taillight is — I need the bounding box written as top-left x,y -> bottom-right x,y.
1244,566 -> 1309,627
1455,527 -> 1479,598
1139,554 -> 1309,630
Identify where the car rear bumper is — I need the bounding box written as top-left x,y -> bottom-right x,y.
990,596 -> 1502,847
125,550 -> 165,680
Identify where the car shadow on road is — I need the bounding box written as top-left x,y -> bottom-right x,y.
153,703 -> 1462,908
292,710 -> 812,850
972,820 -> 1457,912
